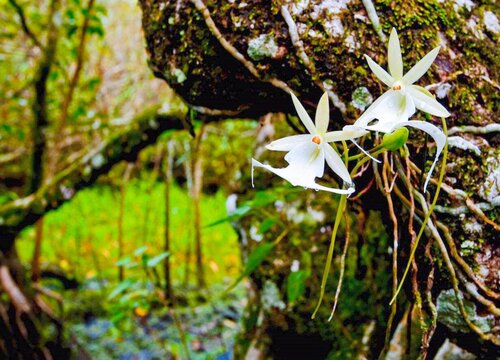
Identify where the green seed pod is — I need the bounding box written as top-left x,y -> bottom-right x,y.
382,127 -> 409,151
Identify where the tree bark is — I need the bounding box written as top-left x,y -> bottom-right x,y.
139,1 -> 500,358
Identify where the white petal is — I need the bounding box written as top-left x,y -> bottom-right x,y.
304,181 -> 355,194
407,85 -> 451,117
354,91 -> 415,133
351,139 -> 381,163
251,159 -> 354,195
365,55 -> 394,87
266,134 -> 310,151
284,141 -> 325,178
251,158 -> 311,187
315,92 -> 330,134
324,126 -> 367,142
393,120 -> 446,192
291,93 -> 316,134
388,28 -> 403,79
324,144 -> 351,184
354,91 -> 394,131
400,93 -> 416,122
402,47 -> 440,85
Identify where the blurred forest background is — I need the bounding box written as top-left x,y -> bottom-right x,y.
1,0 -> 499,359
1,0 -> 255,358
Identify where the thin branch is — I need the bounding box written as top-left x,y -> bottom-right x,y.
117,163 -> 133,282
192,104 -> 249,117
434,202 -> 496,215
413,191 -> 500,346
409,161 -> 500,231
189,0 -> 291,94
436,221 -> 500,301
349,177 -> 375,201
361,0 -> 387,42
280,5 -> 347,115
448,123 -> 500,135
422,230 -> 437,358
0,148 -> 25,165
393,162 -> 500,304
57,0 -> 96,137
0,266 -> 31,313
456,271 -> 500,316
8,0 -> 43,49
280,5 -> 315,73
380,152 -> 399,354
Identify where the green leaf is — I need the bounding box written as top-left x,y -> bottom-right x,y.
205,205 -> 251,227
108,280 -> 133,300
134,246 -> 148,256
116,256 -> 132,267
250,191 -> 279,207
88,25 -> 105,38
244,242 -> 275,274
258,218 -> 277,234
226,242 -> 275,293
147,252 -> 170,267
287,271 -> 308,303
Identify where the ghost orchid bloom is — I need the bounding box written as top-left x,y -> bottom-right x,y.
252,92 -> 367,194
354,28 -> 450,192
355,28 -> 450,132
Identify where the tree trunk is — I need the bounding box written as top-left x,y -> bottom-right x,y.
139,1 -> 500,358
163,141 -> 174,302
118,164 -> 133,282
192,125 -> 207,290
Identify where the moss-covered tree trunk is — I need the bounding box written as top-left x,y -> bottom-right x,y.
139,1 -> 499,358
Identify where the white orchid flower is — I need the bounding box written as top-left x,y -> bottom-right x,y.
354,28 -> 450,192
252,92 -> 367,194
355,28 -> 450,132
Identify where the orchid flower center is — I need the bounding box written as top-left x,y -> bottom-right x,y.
312,135 -> 322,145
392,81 -> 404,91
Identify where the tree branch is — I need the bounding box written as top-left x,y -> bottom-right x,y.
28,0 -> 60,194
57,0 -> 95,135
8,0 -> 43,49
0,105 -> 193,245
280,5 -> 346,115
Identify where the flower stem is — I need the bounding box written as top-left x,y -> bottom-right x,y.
311,194 -> 347,319
389,118 -> 448,305
311,141 -> 350,319
350,148 -> 385,176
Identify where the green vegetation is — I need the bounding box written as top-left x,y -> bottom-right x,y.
18,180 -> 241,283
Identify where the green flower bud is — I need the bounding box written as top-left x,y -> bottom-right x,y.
382,127 -> 409,151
